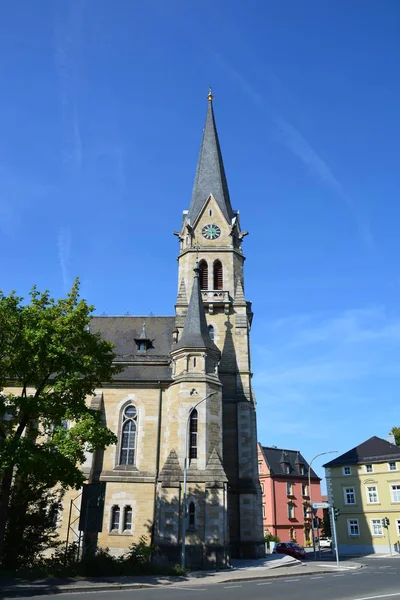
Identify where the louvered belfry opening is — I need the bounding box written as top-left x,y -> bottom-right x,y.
213,260 -> 223,290
199,260 -> 208,290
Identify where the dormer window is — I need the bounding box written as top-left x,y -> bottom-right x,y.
134,322 -> 153,352
299,465 -> 305,475
284,463 -> 290,474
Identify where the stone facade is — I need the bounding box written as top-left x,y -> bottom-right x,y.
15,94 -> 264,566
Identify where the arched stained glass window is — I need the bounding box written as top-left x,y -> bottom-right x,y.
123,506 -> 132,531
199,260 -> 208,290
189,409 -> 198,460
111,505 -> 120,530
119,405 -> 137,465
213,260 -> 223,290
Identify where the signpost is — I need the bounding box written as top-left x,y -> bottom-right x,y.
312,502 -> 330,509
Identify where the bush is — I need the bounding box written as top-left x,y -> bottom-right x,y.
264,533 -> 280,549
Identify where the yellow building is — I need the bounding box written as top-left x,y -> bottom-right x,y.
324,435 -> 400,555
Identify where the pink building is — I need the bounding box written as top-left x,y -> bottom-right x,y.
258,444 -> 323,546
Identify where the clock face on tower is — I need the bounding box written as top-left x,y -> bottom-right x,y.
202,224 -> 221,240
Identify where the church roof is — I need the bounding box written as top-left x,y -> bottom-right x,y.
90,316 -> 174,382
173,263 -> 220,353
187,93 -> 234,226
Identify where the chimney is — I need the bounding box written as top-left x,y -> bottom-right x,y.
387,433 -> 396,445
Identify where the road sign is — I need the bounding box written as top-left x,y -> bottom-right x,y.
313,502 -> 330,509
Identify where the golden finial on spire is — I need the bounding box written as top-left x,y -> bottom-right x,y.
207,86 -> 213,101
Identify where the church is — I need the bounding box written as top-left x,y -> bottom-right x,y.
59,91 -> 264,566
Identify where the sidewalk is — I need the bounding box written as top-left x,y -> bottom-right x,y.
0,555 -> 363,598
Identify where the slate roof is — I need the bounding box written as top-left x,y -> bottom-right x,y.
90,316 -> 175,382
187,96 -> 234,226
260,446 -> 320,481
174,263 -> 220,353
323,436 -> 400,468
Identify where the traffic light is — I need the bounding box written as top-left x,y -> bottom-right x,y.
382,517 -> 390,528
334,507 -> 340,521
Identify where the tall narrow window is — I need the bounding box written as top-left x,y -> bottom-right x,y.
199,260 -> 208,290
213,260 -> 223,290
208,325 -> 214,341
123,506 -> 132,531
120,405 -> 137,465
111,505 -> 120,530
188,502 -> 195,528
189,409 -> 198,460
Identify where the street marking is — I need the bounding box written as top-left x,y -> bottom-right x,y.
172,588 -> 207,591
379,566 -> 391,569
283,578 -> 300,582
310,576 -> 324,579
352,594 -> 400,600
332,574 -> 345,577
224,585 -> 242,588
257,582 -> 272,585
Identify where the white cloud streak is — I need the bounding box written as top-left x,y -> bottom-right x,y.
57,228 -> 71,290
54,0 -> 84,173
212,51 -> 375,251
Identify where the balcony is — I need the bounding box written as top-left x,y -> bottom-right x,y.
201,290 -> 231,314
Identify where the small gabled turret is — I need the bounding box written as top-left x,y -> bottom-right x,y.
174,262 -> 219,354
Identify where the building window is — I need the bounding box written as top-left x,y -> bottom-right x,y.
303,505 -> 309,519
208,325 -> 215,341
344,487 -> 356,505
119,405 -> 137,465
365,464 -> 373,473
188,502 -> 195,528
396,519 -> 400,536
111,505 -> 120,531
260,482 -> 264,494
262,504 -> 266,518
284,463 -> 290,474
366,486 -> 379,504
123,506 -> 132,531
343,466 -> 352,476
288,503 -> 295,519
347,519 -> 360,537
193,357 -> 197,367
189,409 -> 198,460
391,485 -> 400,503
299,465 -> 305,475
389,462 -> 397,471
371,519 -> 383,537
213,260 -> 223,290
302,484 -> 308,496
199,260 -> 208,290
286,482 -> 292,496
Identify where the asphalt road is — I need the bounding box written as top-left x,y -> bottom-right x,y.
5,558 -> 400,600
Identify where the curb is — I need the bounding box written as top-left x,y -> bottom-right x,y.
1,565 -> 364,597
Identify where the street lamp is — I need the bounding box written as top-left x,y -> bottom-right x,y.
181,391 -> 217,569
308,450 -> 338,559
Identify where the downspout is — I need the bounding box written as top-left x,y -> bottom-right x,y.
272,478 -> 277,537
151,382 -> 163,546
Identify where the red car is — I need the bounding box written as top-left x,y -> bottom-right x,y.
274,542 -> 306,560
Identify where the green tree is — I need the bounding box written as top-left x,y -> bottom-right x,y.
0,280 -> 120,565
391,427 -> 400,446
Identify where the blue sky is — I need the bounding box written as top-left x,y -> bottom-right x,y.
1,0 -> 400,482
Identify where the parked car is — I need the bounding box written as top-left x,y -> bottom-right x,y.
274,542 -> 306,560
319,537 -> 332,549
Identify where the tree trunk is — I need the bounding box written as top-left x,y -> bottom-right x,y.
0,467 -> 13,565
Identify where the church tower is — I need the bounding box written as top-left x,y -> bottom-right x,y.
174,91 -> 264,558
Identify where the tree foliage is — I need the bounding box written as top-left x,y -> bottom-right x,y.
391,427 -> 400,446
0,279 -> 121,564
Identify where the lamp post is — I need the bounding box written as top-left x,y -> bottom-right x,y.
308,450 -> 338,559
181,391 -> 217,569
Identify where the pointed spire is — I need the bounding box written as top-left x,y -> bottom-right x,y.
174,262 -> 220,353
139,321 -> 147,339
177,279 -> 188,303
187,91 -> 234,226
233,279 -> 246,306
